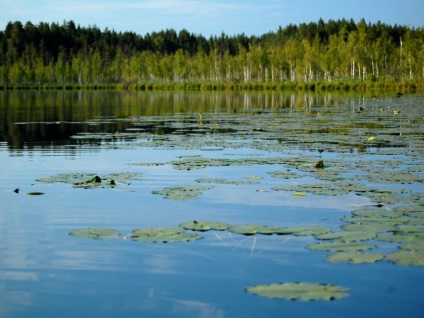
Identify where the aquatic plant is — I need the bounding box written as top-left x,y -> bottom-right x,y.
130,227 -> 202,243
245,282 -> 349,301
69,228 -> 121,239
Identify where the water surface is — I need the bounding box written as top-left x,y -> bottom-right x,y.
0,90 -> 423,317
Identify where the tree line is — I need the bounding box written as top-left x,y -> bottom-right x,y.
0,19 -> 423,89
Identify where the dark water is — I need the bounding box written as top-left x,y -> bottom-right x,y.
0,90 -> 423,318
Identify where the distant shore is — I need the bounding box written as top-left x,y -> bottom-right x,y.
1,80 -> 422,93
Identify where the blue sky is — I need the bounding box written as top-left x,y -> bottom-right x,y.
1,0 -> 423,36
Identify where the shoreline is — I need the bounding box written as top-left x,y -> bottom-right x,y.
0,80 -> 422,93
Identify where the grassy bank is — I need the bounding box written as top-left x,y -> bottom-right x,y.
0,80 -> 422,93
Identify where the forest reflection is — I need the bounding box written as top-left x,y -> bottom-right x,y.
0,90 -> 366,150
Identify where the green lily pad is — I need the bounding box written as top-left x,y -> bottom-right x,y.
395,224 -> 424,235
36,172 -> 140,189
341,222 -> 398,233
401,240 -> 424,251
394,205 -> 424,217
195,178 -> 259,185
267,170 -> 302,179
272,182 -> 352,196
277,226 -> 330,236
341,216 -> 408,225
243,175 -> 263,180
306,241 -> 376,252
245,282 -> 349,301
351,208 -> 403,218
367,171 -> 422,184
152,185 -> 214,200
179,220 -> 231,231
315,230 -> 376,242
229,224 -> 284,235
385,250 -> 424,266
27,191 -> 45,195
292,192 -> 308,197
69,228 -> 121,239
130,227 -> 202,243
326,251 -> 384,264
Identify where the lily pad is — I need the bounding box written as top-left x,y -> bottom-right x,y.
229,224 -> 284,235
375,233 -> 423,244
69,228 -> 121,239
245,282 -> 349,301
36,172 -> 140,189
179,220 -> 231,231
152,185 -> 214,200
341,223 -> 398,233
292,192 -> 308,197
326,251 -> 384,264
401,240 -> 424,252
27,191 -> 45,195
267,170 -> 302,179
351,208 -> 403,218
306,241 -> 375,252
385,250 -> 424,266
195,178 -> 259,185
272,183 -> 352,196
315,230 -> 376,242
130,227 -> 202,243
341,216 -> 408,225
277,226 -> 330,236
394,205 -> 424,217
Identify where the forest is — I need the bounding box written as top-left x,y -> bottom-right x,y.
0,19 -> 423,91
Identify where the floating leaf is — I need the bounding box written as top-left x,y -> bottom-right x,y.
69,228 -> 121,239
272,183 -> 352,196
36,172 -> 140,189
195,178 -> 259,185
27,191 -> 44,195
306,241 -> 375,252
326,251 -> 383,264
376,233 -> 423,244
394,205 -> 424,217
341,216 -> 408,225
277,226 -> 330,236
245,282 -> 349,301
351,208 -> 403,218
131,227 -> 202,243
152,185 -> 214,200
267,170 -> 302,179
341,222 -> 397,233
229,224 -> 284,235
243,175 -> 263,180
385,250 -> 424,266
179,220 -> 231,231
395,224 -> 424,235
292,192 -> 308,197
401,240 -> 424,252
315,230 -> 376,242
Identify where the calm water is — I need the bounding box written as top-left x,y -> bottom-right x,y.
0,90 -> 423,318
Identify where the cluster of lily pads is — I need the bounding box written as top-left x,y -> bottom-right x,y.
67,95 -> 424,156
36,172 -> 142,189
68,206 -> 423,300
53,96 -> 424,301
68,221 -> 332,242
69,207 -> 424,267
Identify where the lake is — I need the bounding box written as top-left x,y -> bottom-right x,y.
0,90 -> 423,317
